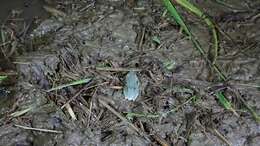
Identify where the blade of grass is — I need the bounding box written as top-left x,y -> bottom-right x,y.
231,88 -> 260,123
14,124 -> 62,134
216,92 -> 231,108
174,0 -> 219,64
0,75 -> 8,81
163,0 -> 191,36
10,106 -> 34,117
163,0 -> 258,123
162,0 -> 226,80
47,78 -> 92,92
216,92 -> 239,117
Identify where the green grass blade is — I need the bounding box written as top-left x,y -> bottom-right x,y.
47,78 -> 92,92
175,0 -> 219,64
162,0 -> 191,36
247,106 -> 260,123
162,0 -> 202,54
235,92 -> 260,123
216,92 -> 231,109
216,92 -> 239,116
163,0 -> 257,122
162,0 -> 226,80
0,75 -> 8,81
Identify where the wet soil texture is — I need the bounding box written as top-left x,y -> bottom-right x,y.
0,0 -> 259,146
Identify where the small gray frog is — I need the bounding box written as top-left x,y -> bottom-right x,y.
123,71 -> 140,101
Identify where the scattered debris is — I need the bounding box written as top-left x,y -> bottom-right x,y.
0,0 -> 259,145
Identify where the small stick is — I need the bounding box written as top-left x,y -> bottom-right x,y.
65,104 -> 77,120
152,134 -> 170,146
138,27 -> 145,50
61,82 -> 109,109
98,99 -> 140,132
61,87 -> 85,109
212,128 -> 232,146
94,67 -> 141,72
98,99 -> 150,141
14,124 -> 62,134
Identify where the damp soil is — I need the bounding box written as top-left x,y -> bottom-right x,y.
0,0 -> 260,146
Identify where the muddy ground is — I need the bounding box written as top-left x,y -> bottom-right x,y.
0,0 -> 259,146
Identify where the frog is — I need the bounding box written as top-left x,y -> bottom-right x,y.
123,71 -> 140,101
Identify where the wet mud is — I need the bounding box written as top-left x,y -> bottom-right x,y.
0,0 -> 259,146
